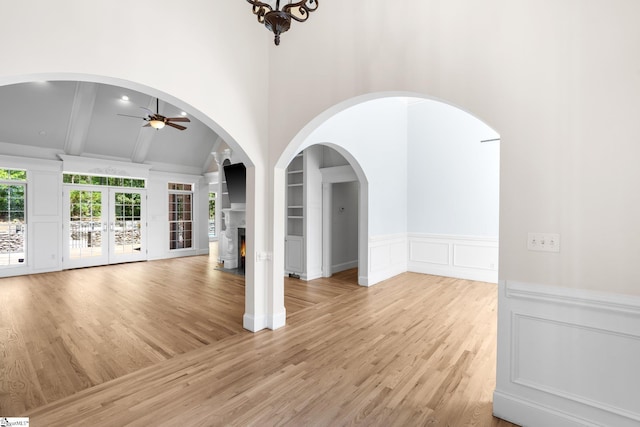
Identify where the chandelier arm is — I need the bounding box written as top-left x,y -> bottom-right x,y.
282,0 -> 319,22
246,0 -> 273,23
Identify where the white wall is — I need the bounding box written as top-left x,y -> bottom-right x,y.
301,98 -> 408,237
267,1 -> 640,423
268,0 -> 640,296
405,99 -> 500,282
407,99 -> 500,237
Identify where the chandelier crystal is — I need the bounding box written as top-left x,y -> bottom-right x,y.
247,0 -> 318,46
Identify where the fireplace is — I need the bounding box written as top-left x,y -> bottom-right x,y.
221,206 -> 245,271
238,227 -> 246,273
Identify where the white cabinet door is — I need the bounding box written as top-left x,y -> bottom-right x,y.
285,235 -> 304,274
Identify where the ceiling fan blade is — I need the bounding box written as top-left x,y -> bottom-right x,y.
165,117 -> 191,122
166,122 -> 187,131
118,113 -> 146,119
143,123 -> 151,127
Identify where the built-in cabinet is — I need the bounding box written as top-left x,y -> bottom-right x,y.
285,152 -> 304,275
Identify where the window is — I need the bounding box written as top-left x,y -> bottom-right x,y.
63,174 -> 146,188
168,183 -> 193,250
0,168 -> 27,266
208,192 -> 216,239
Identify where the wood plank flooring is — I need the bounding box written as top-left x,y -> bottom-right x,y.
1,252 -> 517,426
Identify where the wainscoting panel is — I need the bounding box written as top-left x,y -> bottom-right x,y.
365,234 -> 407,286
494,280 -> 640,427
408,234 -> 498,283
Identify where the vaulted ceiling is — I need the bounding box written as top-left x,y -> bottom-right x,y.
0,81 -> 227,175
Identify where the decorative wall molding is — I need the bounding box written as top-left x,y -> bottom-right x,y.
407,233 -> 498,283
363,233 -> 407,286
0,153 -> 61,171
59,154 -> 152,178
494,280 -> 640,427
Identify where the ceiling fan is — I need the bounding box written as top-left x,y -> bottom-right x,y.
118,98 -> 190,130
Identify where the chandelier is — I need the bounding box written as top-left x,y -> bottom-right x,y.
247,0 -> 319,46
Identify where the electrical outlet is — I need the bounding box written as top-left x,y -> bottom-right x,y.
528,232 -> 560,253
256,252 -> 273,261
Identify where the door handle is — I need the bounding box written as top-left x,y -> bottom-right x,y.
103,223 -> 108,232
110,223 -> 114,232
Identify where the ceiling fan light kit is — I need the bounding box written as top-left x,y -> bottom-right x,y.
149,120 -> 165,130
247,0 -> 318,46
118,98 -> 190,131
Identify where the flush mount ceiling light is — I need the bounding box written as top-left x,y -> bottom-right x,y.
247,0 -> 318,46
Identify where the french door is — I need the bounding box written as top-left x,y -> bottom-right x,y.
63,186 -> 146,269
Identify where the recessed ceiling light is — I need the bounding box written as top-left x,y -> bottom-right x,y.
180,111 -> 188,117
38,130 -> 46,136
121,95 -> 130,101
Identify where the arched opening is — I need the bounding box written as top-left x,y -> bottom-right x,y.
283,143 -> 368,284
0,73 -> 260,325
274,92 -> 500,322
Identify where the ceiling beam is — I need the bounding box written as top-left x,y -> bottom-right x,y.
131,97 -> 158,163
64,82 -> 97,155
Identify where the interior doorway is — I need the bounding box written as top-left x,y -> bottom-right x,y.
322,181 -> 359,277
63,186 -> 146,269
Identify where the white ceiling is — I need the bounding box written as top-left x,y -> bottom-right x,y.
0,81 -> 225,175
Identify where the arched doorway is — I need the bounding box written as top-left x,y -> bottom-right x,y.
274,92 -> 500,322
283,144 -> 366,282
0,75 -> 267,332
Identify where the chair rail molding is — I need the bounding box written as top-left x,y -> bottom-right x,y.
363,233 -> 407,286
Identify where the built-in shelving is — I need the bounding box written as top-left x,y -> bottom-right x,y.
285,152 -> 305,274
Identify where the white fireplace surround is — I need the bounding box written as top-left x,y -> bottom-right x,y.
222,203 -> 246,269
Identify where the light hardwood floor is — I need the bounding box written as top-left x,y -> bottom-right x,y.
0,250 -> 517,426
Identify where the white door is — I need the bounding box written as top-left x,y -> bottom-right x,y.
64,186 -> 146,268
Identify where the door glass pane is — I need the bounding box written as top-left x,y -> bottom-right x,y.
0,184 -> 26,266
168,191 -> 193,250
69,189 -> 103,259
114,192 -> 142,255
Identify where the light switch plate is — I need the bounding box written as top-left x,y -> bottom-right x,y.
527,232 -> 560,253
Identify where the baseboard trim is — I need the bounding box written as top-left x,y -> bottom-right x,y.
332,260 -> 358,274
302,269 -> 323,281
409,264 -> 498,283
243,313 -> 267,332
493,390 -> 599,427
268,309 -> 286,330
